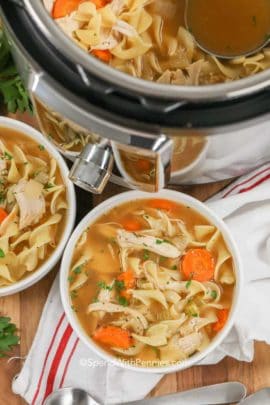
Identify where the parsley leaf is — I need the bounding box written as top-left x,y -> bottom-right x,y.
97,281 -> 113,291
211,290 -> 218,299
0,249 -> 5,258
44,183 -> 54,190
186,280 -> 192,289
143,250 -> 150,260
73,266 -> 82,274
70,290 -> 78,299
114,279 -> 125,292
0,317 -> 19,358
4,151 -> 12,160
117,296 -> 129,306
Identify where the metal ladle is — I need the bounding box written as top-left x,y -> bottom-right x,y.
184,0 -> 270,59
43,382 -> 247,405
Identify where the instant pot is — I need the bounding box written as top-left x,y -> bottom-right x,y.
2,0 -> 270,193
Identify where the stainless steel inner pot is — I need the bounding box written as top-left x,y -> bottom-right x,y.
2,0 -> 270,193
22,0 -> 270,102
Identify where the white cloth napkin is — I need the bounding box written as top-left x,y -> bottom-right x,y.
12,164 -> 270,404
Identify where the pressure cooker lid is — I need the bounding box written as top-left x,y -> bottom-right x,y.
2,0 -> 270,131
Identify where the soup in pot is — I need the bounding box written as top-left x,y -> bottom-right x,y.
44,0 -> 270,85
68,198 -> 236,367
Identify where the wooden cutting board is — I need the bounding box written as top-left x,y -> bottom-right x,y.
0,113 -> 270,405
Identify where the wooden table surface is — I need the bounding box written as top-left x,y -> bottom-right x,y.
1,113 -> 270,405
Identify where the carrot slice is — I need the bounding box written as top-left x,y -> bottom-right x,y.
0,208 -> 8,224
181,248 -> 215,282
52,0 -> 82,18
148,199 -> 176,211
93,326 -> 133,348
116,270 -> 135,299
121,218 -> 142,231
92,49 -> 112,63
213,309 -> 229,333
117,270 -> 135,290
90,0 -> 109,8
136,159 -> 151,172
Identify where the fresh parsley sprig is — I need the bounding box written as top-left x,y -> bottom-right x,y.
0,316 -> 19,358
0,29 -> 32,114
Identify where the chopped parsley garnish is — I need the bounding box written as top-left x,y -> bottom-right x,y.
114,279 -> 125,292
171,265 -> 177,270
211,290 -> 218,299
44,182 -> 54,190
71,305 -> 77,312
117,296 -> 129,306
186,280 -> 192,289
38,144 -> 45,151
156,239 -> 163,244
0,249 -> 5,258
68,275 -> 74,283
73,266 -> 82,274
4,151 -> 12,160
143,249 -> 150,260
97,281 -> 113,291
70,290 -> 78,299
0,192 -> 5,204
151,346 -> 160,357
192,313 -> 198,317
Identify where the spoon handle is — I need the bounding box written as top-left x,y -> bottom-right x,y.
124,382 -> 247,405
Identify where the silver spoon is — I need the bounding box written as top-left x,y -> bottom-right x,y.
184,0 -> 270,60
44,382 -> 246,405
239,387 -> 270,404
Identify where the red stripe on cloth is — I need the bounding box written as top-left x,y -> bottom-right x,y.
32,313 -> 65,405
222,166 -> 270,198
42,324 -> 73,403
59,338 -> 79,388
239,173 -> 270,193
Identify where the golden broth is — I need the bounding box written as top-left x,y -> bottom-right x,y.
187,0 -> 270,57
69,199 -> 235,367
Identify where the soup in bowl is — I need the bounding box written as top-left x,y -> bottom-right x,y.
0,117 -> 76,296
60,190 -> 242,373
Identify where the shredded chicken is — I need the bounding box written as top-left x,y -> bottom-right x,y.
117,229 -> 181,258
180,317 -> 217,337
87,302 -> 148,329
177,332 -> 203,356
57,13 -> 81,39
14,179 -> 46,230
0,159 -> 7,172
43,0 -> 54,13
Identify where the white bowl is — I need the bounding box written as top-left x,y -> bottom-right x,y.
60,189 -> 242,374
0,117 -> 76,296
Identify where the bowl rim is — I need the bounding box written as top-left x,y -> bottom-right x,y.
60,189 -> 243,374
0,117 -> 76,296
